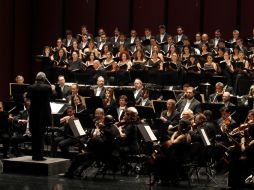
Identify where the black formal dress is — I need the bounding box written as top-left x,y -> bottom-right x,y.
27,82 -> 52,160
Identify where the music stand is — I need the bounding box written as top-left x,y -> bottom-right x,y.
9,83 -> 30,102
68,118 -> 86,137
201,103 -> 224,120
135,105 -> 156,119
161,90 -> 177,100
198,128 -> 211,146
84,97 -> 103,113
138,124 -> 157,142
152,100 -> 167,117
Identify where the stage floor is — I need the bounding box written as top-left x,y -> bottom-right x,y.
0,159 -> 245,190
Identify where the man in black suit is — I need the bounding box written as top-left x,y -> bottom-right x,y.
133,78 -> 143,103
222,92 -> 236,107
155,25 -> 168,45
93,76 -> 106,98
173,26 -> 188,44
209,29 -> 224,49
27,72 -> 52,161
176,86 -> 202,115
55,75 -> 70,100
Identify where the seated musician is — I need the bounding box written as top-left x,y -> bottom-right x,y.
70,95 -> 85,114
102,88 -> 117,110
133,78 -> 143,103
135,88 -> 152,107
54,75 -> 71,100
209,82 -> 224,103
93,76 -> 106,98
0,101 -> 11,158
160,99 -> 180,132
176,86 -> 202,115
228,122 -> 254,188
116,95 -> 128,122
15,75 -> 25,84
117,107 -> 140,156
64,114 -> 120,178
151,119 -> 191,183
216,107 -> 237,136
222,92 -> 236,107
66,83 -> 79,103
10,98 -> 32,156
54,106 -> 83,158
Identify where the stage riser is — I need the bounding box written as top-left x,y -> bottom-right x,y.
3,156 -> 70,176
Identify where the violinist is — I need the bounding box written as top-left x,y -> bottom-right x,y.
228,122 -> 254,188
53,106 -> 78,158
230,109 -> 254,137
64,114 -> 120,178
216,107 -> 237,135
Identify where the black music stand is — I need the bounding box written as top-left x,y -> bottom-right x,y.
135,105 -> 156,120
160,90 -> 177,100
84,97 -> 103,114
114,88 -> 135,106
152,100 -> 167,117
201,103 -> 224,120
9,83 -> 30,102
137,124 -> 157,142
79,86 -> 94,97
68,118 -> 86,137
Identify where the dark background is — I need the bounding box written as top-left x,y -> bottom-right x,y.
0,0 -> 254,100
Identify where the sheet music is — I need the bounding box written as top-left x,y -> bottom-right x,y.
74,119 -> 86,136
50,102 -> 65,114
144,125 -> 157,141
200,128 -> 211,146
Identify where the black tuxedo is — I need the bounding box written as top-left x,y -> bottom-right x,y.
176,98 -> 202,114
173,34 -> 188,43
55,85 -> 71,99
155,33 -> 168,44
62,38 -> 76,48
93,86 -> 106,99
27,82 -> 52,160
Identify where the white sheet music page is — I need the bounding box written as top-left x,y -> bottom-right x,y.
74,119 -> 86,136
144,125 -> 157,141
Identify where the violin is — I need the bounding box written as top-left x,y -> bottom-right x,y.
229,120 -> 253,136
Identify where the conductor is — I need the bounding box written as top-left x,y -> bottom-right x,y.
27,72 -> 52,161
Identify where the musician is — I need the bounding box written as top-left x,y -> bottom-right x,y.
222,92 -> 236,107
15,75 -> 25,84
116,95 -> 128,122
118,107 -> 140,156
54,48 -> 68,69
209,82 -> 224,103
216,107 -> 237,134
10,98 -> 32,156
97,33 -> 108,52
78,34 -> 89,50
183,54 -> 201,86
136,88 -> 152,107
26,72 -> 52,161
110,27 -> 120,47
64,114 -> 120,178
219,51 -> 234,86
68,50 -> 84,72
209,29 -> 223,49
76,25 -> 93,42
133,78 -> 143,103
66,83 -> 79,103
83,40 -> 100,58
102,88 -> 117,110
71,95 -> 85,114
62,30 -> 76,49
146,50 -> 162,84
93,76 -> 106,98
193,32 -> 202,48
173,26 -> 188,44
54,75 -> 70,100
228,122 -> 254,188
0,101 -> 11,158
155,25 -> 168,45
55,106 -> 80,158
176,86 -> 202,115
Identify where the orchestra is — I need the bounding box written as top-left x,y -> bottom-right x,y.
2,26 -> 254,188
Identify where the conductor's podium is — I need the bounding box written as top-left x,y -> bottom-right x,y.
2,156 -> 70,176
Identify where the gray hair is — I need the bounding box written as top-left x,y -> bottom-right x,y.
35,72 -> 46,81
